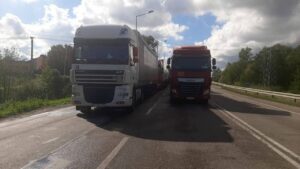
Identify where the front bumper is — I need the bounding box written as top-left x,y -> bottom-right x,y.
72,84 -> 133,107
170,87 -> 210,100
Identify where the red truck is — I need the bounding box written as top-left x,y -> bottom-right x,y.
167,46 -> 216,103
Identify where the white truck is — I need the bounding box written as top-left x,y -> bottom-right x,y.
70,25 -> 159,113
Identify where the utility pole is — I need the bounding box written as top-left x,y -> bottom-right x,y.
30,36 -> 34,75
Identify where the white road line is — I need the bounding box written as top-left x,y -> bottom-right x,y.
146,101 -> 159,115
21,127 -> 96,169
42,137 -> 59,144
213,102 -> 300,168
97,137 -> 129,169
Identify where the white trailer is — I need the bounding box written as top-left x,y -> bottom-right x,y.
70,25 -> 159,113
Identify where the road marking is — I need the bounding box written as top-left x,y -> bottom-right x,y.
42,137 -> 59,144
21,127 -> 96,169
97,137 -> 129,169
146,101 -> 159,115
213,102 -> 300,168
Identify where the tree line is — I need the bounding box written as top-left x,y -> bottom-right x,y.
213,44 -> 300,93
0,45 -> 73,103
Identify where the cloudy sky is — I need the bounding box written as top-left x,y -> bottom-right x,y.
0,0 -> 300,68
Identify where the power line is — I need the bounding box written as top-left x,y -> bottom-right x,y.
0,36 -> 73,43
36,36 -> 73,43
0,36 -> 29,40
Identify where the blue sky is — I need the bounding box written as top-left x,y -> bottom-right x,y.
171,14 -> 216,46
0,0 -> 80,23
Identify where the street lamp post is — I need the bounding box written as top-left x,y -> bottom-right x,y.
135,10 -> 154,31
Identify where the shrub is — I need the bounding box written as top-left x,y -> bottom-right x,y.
41,68 -> 63,99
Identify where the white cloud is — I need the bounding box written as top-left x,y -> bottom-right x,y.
2,0 -> 300,66
0,0 -> 188,59
21,0 -> 38,4
0,4 -> 75,59
73,0 -> 187,40
181,0 -> 300,68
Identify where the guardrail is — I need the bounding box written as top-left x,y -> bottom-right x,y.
213,82 -> 300,103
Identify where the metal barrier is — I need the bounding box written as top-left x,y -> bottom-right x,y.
213,82 -> 300,102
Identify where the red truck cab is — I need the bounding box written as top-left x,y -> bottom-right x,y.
167,46 -> 216,103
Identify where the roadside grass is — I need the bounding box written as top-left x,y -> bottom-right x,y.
220,86 -> 300,108
0,97 -> 70,118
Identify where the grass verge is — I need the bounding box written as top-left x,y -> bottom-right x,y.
0,97 -> 70,118
220,86 -> 300,107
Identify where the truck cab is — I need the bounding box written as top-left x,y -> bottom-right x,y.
70,25 -> 159,113
167,46 -> 216,103
70,25 -> 140,113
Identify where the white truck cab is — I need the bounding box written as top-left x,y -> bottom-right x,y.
70,25 -> 158,113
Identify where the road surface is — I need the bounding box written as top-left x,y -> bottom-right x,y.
0,86 -> 299,169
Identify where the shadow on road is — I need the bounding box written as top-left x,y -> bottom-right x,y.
211,91 -> 291,116
78,97 -> 234,143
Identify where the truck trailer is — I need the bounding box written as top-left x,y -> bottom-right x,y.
167,46 -> 216,103
70,25 -> 159,113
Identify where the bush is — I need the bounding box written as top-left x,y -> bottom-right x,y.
0,88 -> 3,103
62,76 -> 71,97
0,97 -> 70,118
12,79 -> 46,100
41,68 -> 64,99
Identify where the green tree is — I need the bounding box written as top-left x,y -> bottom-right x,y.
286,45 -> 300,92
47,45 -> 73,76
41,68 -> 63,99
212,68 -> 222,82
0,48 -> 23,102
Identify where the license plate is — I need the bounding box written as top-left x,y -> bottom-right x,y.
186,97 -> 195,100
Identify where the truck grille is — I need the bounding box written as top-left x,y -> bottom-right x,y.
83,84 -> 115,104
179,82 -> 203,96
75,70 -> 124,84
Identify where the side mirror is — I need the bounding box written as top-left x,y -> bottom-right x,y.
167,58 -> 171,65
212,58 -> 216,66
133,47 -> 138,63
166,65 -> 170,69
212,65 -> 217,70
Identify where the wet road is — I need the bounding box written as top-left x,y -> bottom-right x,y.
0,86 -> 300,169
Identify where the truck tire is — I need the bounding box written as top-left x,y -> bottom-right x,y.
77,106 -> 92,115
170,95 -> 179,104
201,99 -> 209,105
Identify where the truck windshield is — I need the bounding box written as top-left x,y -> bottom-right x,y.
75,44 -> 129,65
172,56 -> 211,71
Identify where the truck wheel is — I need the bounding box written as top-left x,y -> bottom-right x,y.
201,99 -> 209,105
170,95 -> 179,104
78,106 -> 92,115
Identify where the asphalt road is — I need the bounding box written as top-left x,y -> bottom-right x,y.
0,86 -> 300,169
